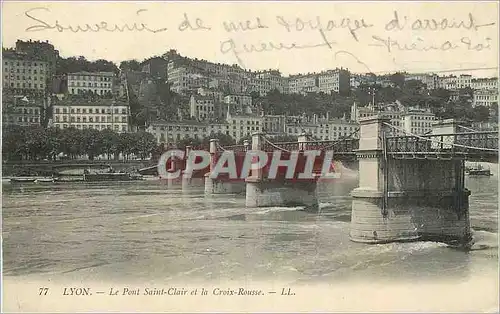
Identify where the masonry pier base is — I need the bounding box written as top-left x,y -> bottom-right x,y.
350,116 -> 472,247
204,174 -> 246,195
350,188 -> 471,245
245,177 -> 319,210
181,172 -> 205,190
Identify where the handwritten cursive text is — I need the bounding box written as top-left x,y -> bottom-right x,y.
25,7 -> 168,33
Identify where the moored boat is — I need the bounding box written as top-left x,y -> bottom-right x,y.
83,172 -> 144,182
465,164 -> 493,176
35,178 -> 55,183
467,169 -> 492,176
10,177 -> 37,183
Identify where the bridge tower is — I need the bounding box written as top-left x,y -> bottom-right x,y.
350,115 -> 471,246
204,139 -> 248,195
181,146 -> 192,190
245,132 -> 319,210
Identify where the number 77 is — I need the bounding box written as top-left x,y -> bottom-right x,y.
38,288 -> 48,295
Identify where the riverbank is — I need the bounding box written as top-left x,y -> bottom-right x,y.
2,160 -> 153,176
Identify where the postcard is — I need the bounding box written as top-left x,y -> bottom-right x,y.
1,1 -> 499,312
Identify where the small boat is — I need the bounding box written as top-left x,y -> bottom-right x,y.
467,169 -> 492,176
83,172 -> 144,182
54,177 -> 84,182
34,178 -> 55,183
466,164 -> 492,176
10,177 -> 37,183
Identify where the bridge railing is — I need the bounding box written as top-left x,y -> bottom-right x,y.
216,143 -> 248,153
386,131 -> 499,154
261,139 -> 300,152
305,138 -> 360,152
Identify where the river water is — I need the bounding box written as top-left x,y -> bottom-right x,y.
2,170 -> 499,311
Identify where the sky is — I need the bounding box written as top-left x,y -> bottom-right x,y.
2,1 -> 499,77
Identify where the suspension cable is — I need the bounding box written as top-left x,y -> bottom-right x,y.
261,135 -> 293,153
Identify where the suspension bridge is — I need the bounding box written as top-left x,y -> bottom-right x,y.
162,116 -> 498,247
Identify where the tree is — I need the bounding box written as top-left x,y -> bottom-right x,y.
389,72 -> 405,88
120,60 -> 141,71
100,129 -> 119,159
132,131 -> 157,159
2,125 -> 25,160
81,128 -> 104,160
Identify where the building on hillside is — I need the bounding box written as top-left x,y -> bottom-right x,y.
15,39 -> 59,78
317,69 -> 350,94
2,50 -> 48,95
285,115 -> 358,140
147,120 -> 229,144
254,70 -> 289,94
262,115 -> 287,135
289,73 -> 318,95
471,78 -> 498,91
67,72 -> 115,96
350,102 -> 404,126
189,94 -> 216,120
2,95 -> 42,127
287,69 -> 350,95
473,89 -> 499,108
437,74 -> 472,90
167,64 -> 209,94
400,109 -> 436,135
223,94 -> 252,114
51,99 -> 129,132
197,87 -> 224,102
226,106 -> 263,142
141,57 -> 168,80
405,73 -> 439,90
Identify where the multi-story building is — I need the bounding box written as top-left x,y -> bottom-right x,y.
15,39 -> 59,78
254,70 -> 289,94
2,50 -> 48,95
262,115 -> 288,135
471,78 -> 498,91
226,108 -> 263,142
167,65 -> 209,94
2,95 -> 42,127
437,74 -> 473,90
147,120 -> 229,144
288,69 -> 350,95
285,115 -> 358,140
405,73 -> 439,90
289,73 -> 318,94
189,94 -> 217,121
350,102 -> 404,128
317,69 -> 350,94
67,72 -> 115,96
197,87 -> 224,102
438,75 -> 458,90
141,57 -> 168,80
223,94 -> 252,114
51,99 -> 129,132
473,89 -> 499,108
400,109 -> 436,135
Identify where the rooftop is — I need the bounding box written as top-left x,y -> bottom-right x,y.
68,71 -> 115,76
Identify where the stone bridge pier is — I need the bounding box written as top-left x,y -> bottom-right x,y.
350,115 -> 471,246
204,139 -> 248,195
181,146 -> 193,190
245,133 -> 319,210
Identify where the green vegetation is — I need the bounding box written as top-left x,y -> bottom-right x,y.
56,56 -> 118,75
2,125 -> 156,161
